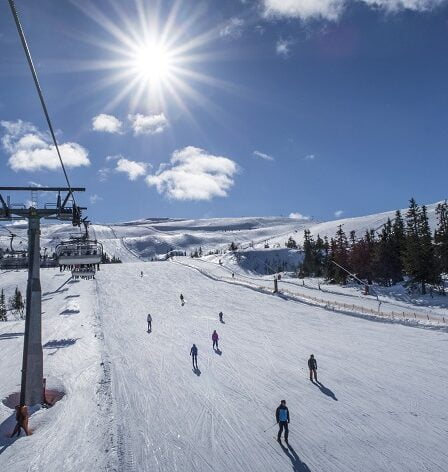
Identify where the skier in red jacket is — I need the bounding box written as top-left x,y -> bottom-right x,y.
212,330 -> 219,350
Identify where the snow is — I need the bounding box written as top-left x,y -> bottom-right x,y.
1,260 -> 447,471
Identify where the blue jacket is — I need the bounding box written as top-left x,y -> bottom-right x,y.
276,405 -> 290,423
190,345 -> 198,356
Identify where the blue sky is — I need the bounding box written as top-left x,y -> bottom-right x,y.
0,0 -> 447,223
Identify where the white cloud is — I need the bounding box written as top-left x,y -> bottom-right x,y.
304,154 -> 316,160
116,158 -> 149,181
261,0 -> 446,21
360,0 -> 447,12
128,113 -> 168,136
89,194 -> 103,204
253,150 -> 275,161
263,0 -> 344,21
334,210 -> 344,217
276,39 -> 292,57
220,17 -> 245,38
146,146 -> 238,201
289,212 -> 311,220
98,168 -> 110,182
1,119 -> 90,172
106,154 -> 121,161
92,114 -> 123,134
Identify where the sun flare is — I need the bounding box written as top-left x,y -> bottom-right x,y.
132,43 -> 173,85
73,1 -> 235,116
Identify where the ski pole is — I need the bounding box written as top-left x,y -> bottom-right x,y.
263,423 -> 277,433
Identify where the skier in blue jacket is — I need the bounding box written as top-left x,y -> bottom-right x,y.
276,400 -> 290,442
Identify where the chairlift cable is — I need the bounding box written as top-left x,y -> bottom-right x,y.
7,0 -> 77,208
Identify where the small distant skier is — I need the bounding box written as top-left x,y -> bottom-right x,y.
140,271 -> 144,277
232,273 -> 235,278
147,313 -> 152,332
276,400 -> 290,443
212,330 -> 219,350
180,293 -> 185,306
190,344 -> 198,369
219,311 -> 223,323
308,354 -> 317,382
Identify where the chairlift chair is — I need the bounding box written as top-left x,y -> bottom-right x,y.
56,240 -> 103,265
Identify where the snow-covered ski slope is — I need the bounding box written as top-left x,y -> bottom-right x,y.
1,262 -> 447,471
0,201 -> 444,260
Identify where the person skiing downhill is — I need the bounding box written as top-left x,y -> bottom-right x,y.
276,400 -> 290,443
308,354 -> 317,382
180,293 -> 185,306
147,313 -> 152,332
212,330 -> 219,350
190,344 -> 198,369
219,311 -> 223,323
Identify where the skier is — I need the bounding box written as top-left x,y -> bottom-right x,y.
180,293 -> 185,306
276,400 -> 290,443
147,313 -> 152,332
219,311 -> 223,323
140,271 -> 144,277
308,354 -> 317,382
190,344 -> 198,369
10,405 -> 31,437
212,330 -> 219,350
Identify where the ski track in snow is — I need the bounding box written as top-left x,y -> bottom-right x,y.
1,261 -> 448,471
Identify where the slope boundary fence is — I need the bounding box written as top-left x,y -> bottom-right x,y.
173,258 -> 448,328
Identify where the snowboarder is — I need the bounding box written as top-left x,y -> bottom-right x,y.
308,354 -> 317,382
180,293 -> 185,306
276,400 -> 290,443
212,330 -> 219,350
190,344 -> 198,369
147,313 -> 152,332
219,311 -> 223,323
10,405 -> 31,437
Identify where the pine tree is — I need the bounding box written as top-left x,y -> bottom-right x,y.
0,289 -> 7,321
9,287 -> 24,319
333,225 -> 350,284
300,230 -> 315,276
373,218 -> 403,285
435,201 -> 448,275
403,199 -> 439,294
286,236 -> 298,249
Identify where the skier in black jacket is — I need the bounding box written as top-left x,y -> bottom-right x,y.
276,400 -> 290,442
308,354 -> 317,382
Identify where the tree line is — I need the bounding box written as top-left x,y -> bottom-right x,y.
297,199 -> 448,294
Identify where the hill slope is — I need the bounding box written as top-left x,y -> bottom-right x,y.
0,262 -> 447,471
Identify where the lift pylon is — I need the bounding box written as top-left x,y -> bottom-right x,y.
0,187 -> 85,406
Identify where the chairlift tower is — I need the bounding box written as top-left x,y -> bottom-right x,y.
0,186 -> 85,406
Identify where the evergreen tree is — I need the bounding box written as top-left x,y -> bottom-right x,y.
403,199 -> 439,294
9,287 -> 24,319
350,230 -> 376,284
373,218 -> 402,285
0,289 -> 7,321
435,201 -> 448,275
286,236 -> 298,249
300,230 -> 315,276
332,225 -> 350,284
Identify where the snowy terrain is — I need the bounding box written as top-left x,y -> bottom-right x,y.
1,202 -> 448,471
1,259 -> 447,471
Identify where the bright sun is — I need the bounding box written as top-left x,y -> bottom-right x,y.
133,44 -> 172,84
74,1 -> 231,113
